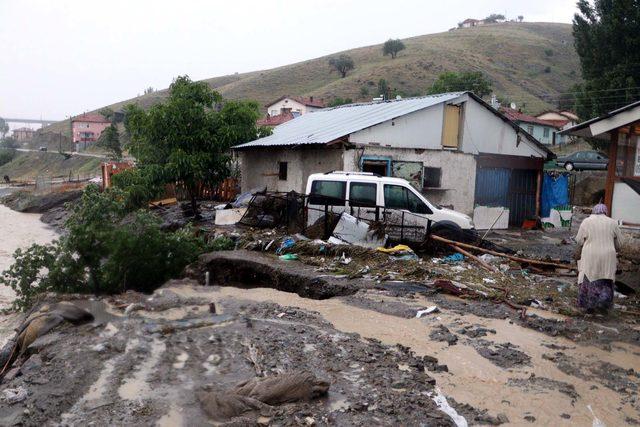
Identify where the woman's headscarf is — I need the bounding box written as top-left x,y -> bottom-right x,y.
593,203 -> 608,215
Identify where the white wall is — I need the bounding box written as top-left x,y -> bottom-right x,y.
342,146 -> 477,215
612,182 -> 640,224
349,94 -> 548,159
349,104 -> 444,149
239,146 -> 343,193
460,95 -> 548,158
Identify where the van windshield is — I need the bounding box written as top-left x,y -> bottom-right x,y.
406,181 -> 441,210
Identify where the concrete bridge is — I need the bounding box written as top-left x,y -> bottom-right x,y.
3,117 -> 60,126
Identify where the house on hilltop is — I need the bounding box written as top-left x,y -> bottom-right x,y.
71,113 -> 111,151
233,92 -> 555,226
266,96 -> 325,117
501,107 -> 567,145
459,19 -> 483,28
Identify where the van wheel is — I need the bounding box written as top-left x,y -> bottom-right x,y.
431,224 -> 463,243
564,162 -> 574,171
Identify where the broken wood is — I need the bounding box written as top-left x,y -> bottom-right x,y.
449,244 -> 497,273
430,235 -> 576,270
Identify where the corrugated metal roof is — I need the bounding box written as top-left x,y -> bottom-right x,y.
234,92 -> 464,148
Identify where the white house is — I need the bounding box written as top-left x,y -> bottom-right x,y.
266,96 -> 325,117
234,92 -> 555,226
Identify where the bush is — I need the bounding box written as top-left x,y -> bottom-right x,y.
0,148 -> 16,166
544,49 -> 554,57
208,236 -> 235,251
111,168 -> 163,210
0,185 -> 204,310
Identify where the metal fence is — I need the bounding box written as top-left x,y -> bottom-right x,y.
238,191 -> 441,246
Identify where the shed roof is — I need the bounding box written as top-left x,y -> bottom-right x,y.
236,93 -> 464,148
234,92 -> 553,158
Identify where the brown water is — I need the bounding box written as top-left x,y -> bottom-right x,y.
168,284 -> 640,426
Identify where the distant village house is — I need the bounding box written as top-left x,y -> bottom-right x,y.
258,96 -> 325,128
12,127 -> 36,141
234,92 -> 555,226
501,107 -> 568,145
71,113 -> 111,151
459,18 -> 484,28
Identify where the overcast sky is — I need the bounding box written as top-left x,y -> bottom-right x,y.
0,0 -> 577,120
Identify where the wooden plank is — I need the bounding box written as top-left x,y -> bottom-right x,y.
605,131 -> 619,213
441,105 -> 460,148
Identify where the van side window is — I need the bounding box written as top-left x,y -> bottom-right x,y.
309,180 -> 346,205
384,185 -> 431,214
349,182 -> 377,207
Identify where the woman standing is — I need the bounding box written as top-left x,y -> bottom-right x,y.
575,203 -> 622,313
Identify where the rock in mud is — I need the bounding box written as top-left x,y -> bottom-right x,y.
234,370 -> 330,405
475,341 -> 531,368
507,374 -> 579,401
429,325 -> 458,346
197,389 -> 268,422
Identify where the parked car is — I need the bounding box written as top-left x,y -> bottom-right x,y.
38,146 -> 48,152
305,171 -> 475,242
556,150 -> 608,171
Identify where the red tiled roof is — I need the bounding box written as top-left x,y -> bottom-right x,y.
257,112 -> 295,127
266,95 -> 325,109
71,113 -> 110,123
500,107 -> 559,128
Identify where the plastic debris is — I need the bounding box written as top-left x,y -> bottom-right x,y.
377,244 -> 419,261
443,253 -> 465,263
332,213 -> 387,248
416,306 -> 440,318
276,237 -> 296,255
1,387 -> 28,404
340,253 -> 352,265
279,254 -> 298,261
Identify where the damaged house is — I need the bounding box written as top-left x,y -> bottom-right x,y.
233,92 -> 555,226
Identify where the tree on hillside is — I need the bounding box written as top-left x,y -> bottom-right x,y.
328,97 -> 353,107
0,117 -> 8,139
124,75 -> 262,216
517,15 -> 524,22
573,0 -> 640,119
383,39 -> 406,59
329,55 -> 355,78
144,87 -> 155,95
378,79 -> 390,100
484,13 -> 506,23
427,71 -> 492,98
99,107 -> 115,122
96,124 -> 122,160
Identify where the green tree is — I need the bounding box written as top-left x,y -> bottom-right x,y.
573,0 -> 640,119
0,148 -> 16,166
96,124 -> 122,160
383,39 -> 406,59
427,71 -> 492,97
328,55 -> 355,78
377,79 -> 390,100
484,13 -> 506,23
327,97 -> 353,107
0,117 -> 8,139
125,75 -> 261,216
518,15 -> 524,22
99,107 -> 115,122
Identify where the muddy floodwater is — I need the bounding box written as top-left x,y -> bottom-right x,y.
0,204 -> 58,309
0,203 -> 59,348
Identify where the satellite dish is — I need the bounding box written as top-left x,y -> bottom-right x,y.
510,102 -> 517,109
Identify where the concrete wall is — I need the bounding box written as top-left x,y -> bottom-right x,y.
349,104 -> 444,149
612,182 -> 640,224
238,146 -> 343,193
342,146 -> 477,214
460,95 -> 548,158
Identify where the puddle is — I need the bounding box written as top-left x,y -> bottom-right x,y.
118,338 -> 166,400
165,284 -> 640,426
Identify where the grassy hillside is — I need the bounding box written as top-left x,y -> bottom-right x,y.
0,152 -> 101,181
45,22 -> 578,136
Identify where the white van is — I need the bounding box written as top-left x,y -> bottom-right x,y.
305,171 -> 475,242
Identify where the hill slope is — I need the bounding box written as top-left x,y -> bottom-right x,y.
47,22 -> 578,136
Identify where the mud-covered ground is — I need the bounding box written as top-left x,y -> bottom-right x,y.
1,275 -> 639,426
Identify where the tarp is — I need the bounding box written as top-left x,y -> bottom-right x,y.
541,173 -> 569,217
